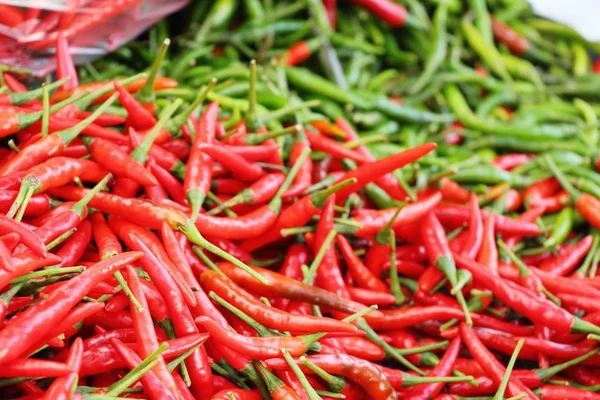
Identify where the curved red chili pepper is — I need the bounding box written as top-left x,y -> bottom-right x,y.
115,82 -> 156,130
491,17 -> 531,55
109,338 -> 178,400
460,323 -> 539,400
200,270 -> 358,334
351,0 -> 407,27
265,354 -> 397,399
405,336 -> 462,399
217,262 -> 373,316
282,140 -> 313,200
352,192 -> 442,238
434,203 -> 541,237
56,219 -> 92,266
462,194 -> 483,258
55,33 -> 79,90
0,252 -> 142,364
41,337 -> 83,400
337,234 -> 388,292
334,142 -> 436,202
89,138 -> 157,186
539,235 -> 593,276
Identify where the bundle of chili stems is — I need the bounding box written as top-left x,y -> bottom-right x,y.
3,0 -> 600,399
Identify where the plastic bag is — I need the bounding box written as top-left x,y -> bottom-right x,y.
0,0 -> 188,76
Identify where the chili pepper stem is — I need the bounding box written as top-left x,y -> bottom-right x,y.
356,318 -> 425,376
106,343 -> 168,395
180,220 -> 268,284
281,349 -> 322,400
300,356 -> 346,392
572,317 -> 600,335
492,339 -> 524,400
137,38 -> 170,105
303,229 -> 337,286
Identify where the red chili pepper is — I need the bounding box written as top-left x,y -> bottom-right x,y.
120,264 -> 181,395
2,73 -> 27,93
240,179 -> 354,251
0,215 -> 46,257
199,142 -> 265,181
29,117 -> 129,143
380,329 -> 430,366
351,0 -> 408,27
477,216 -> 498,273
305,129 -> 368,164
314,195 -> 349,300
88,137 -> 157,186
0,252 -> 141,364
334,142 -> 436,202
347,287 -> 398,306
491,17 -> 531,55
455,253 -> 599,335
524,177 -> 561,206
55,219 -> 92,266
493,153 -> 530,171
282,140 -> 313,200
265,354 -> 397,399
274,244 -> 310,309
148,160 -> 186,204
367,305 -> 534,336
353,192 -> 442,238
109,217 -> 197,307
89,212 -> 122,259
0,358 -> 73,378
41,337 -> 83,400
462,194 -> 483,258
109,338 -> 178,400
211,389 -> 262,400
0,251 -> 61,292
434,203 -> 541,237
161,224 -> 228,326
55,33 -> 79,90
184,102 -> 219,217
0,94 -> 117,176
539,235 -> 593,275
439,177 -> 470,203
208,172 -> 284,216
115,82 -> 156,130
405,336 -> 462,399
217,262 -> 372,316
200,270 -> 358,334
197,316 -> 319,359
460,323 -> 539,399
0,5 -> 25,27
337,234 -> 388,292
134,238 -> 217,397
284,38 -> 323,66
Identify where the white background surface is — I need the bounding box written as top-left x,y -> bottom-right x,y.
530,0 -> 600,42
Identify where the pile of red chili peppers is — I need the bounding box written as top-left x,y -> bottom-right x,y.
3,0 -> 600,399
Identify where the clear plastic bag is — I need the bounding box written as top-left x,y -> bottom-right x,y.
0,0 -> 188,76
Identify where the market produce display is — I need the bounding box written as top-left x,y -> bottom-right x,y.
3,0 -> 600,399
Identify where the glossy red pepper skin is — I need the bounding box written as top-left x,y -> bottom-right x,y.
0,252 -> 142,364
219,262 -> 373,316
200,270 -> 358,334
352,192 -> 442,238
282,140 -> 313,200
41,337 -> 83,400
460,323 -> 539,400
351,0 -> 408,27
491,17 -> 531,55
539,235 -> 593,275
405,336 -> 461,399
265,354 -> 397,399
